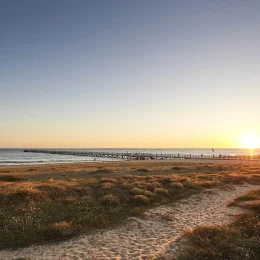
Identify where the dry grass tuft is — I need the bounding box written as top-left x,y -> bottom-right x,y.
146,183 -> 157,191
100,195 -> 120,206
51,221 -> 73,236
135,168 -> 150,173
169,182 -> 184,189
27,168 -> 37,172
133,195 -> 150,204
121,182 -> 133,189
100,177 -> 117,183
155,188 -> 169,196
0,175 -> 23,182
172,166 -> 185,171
93,168 -> 115,174
14,257 -> 31,260
130,188 -> 152,196
178,189 -> 260,260
101,182 -> 116,190
149,181 -> 162,188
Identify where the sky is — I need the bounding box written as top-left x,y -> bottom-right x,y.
0,0 -> 259,148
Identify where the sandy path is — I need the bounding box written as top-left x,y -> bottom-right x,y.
1,184 -> 258,260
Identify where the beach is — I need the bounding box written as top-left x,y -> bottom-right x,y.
0,160 -> 259,259
2,0 -> 260,259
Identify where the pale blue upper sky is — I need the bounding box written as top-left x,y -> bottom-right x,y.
1,0 -> 259,148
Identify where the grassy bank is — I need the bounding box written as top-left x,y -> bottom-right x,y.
0,161 -> 259,249
176,189 -> 260,260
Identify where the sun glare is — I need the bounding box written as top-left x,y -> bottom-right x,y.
241,134 -> 260,149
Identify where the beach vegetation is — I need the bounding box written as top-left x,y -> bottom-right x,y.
169,182 -> 184,189
92,168 -> 115,174
155,188 -> 169,196
100,195 -> 120,206
130,187 -> 152,196
177,189 -> 260,260
0,161 -> 259,249
133,195 -> 150,204
101,182 -> 116,190
100,177 -> 117,183
135,168 -> 150,173
172,166 -> 185,171
0,174 -> 23,182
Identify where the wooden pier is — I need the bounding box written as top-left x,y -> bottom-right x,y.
23,149 -> 260,161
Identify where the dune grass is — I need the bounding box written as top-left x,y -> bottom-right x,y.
0,175 -> 23,182
0,161 -> 259,250
177,189 -> 260,260
0,175 -> 201,249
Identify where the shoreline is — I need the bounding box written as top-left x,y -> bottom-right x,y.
1,157 -> 260,169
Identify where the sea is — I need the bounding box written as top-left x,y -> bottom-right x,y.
0,148 -> 260,166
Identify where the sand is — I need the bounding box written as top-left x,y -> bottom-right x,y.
0,183 -> 258,260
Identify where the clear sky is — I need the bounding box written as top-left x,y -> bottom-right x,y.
1,0 -> 259,148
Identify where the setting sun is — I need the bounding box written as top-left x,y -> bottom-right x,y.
241,134 -> 260,149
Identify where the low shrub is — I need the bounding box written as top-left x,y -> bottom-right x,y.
14,257 -> 31,260
155,188 -> 169,196
172,166 -> 183,171
93,168 -> 115,174
51,221 -> 73,236
100,177 -> 117,183
130,188 -> 152,196
4,188 -> 45,205
197,180 -> 215,188
101,182 -> 115,190
170,182 -> 184,189
133,195 -> 149,204
0,175 -> 23,182
135,168 -> 150,173
121,182 -> 133,189
146,183 -> 157,191
149,181 -> 162,188
100,195 -> 119,206
27,168 -> 37,172
133,181 -> 148,189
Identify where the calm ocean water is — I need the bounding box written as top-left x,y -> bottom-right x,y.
0,148 -> 260,166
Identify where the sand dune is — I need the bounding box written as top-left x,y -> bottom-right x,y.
1,183 -> 258,260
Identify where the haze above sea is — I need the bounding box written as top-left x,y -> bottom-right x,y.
0,148 -> 260,166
